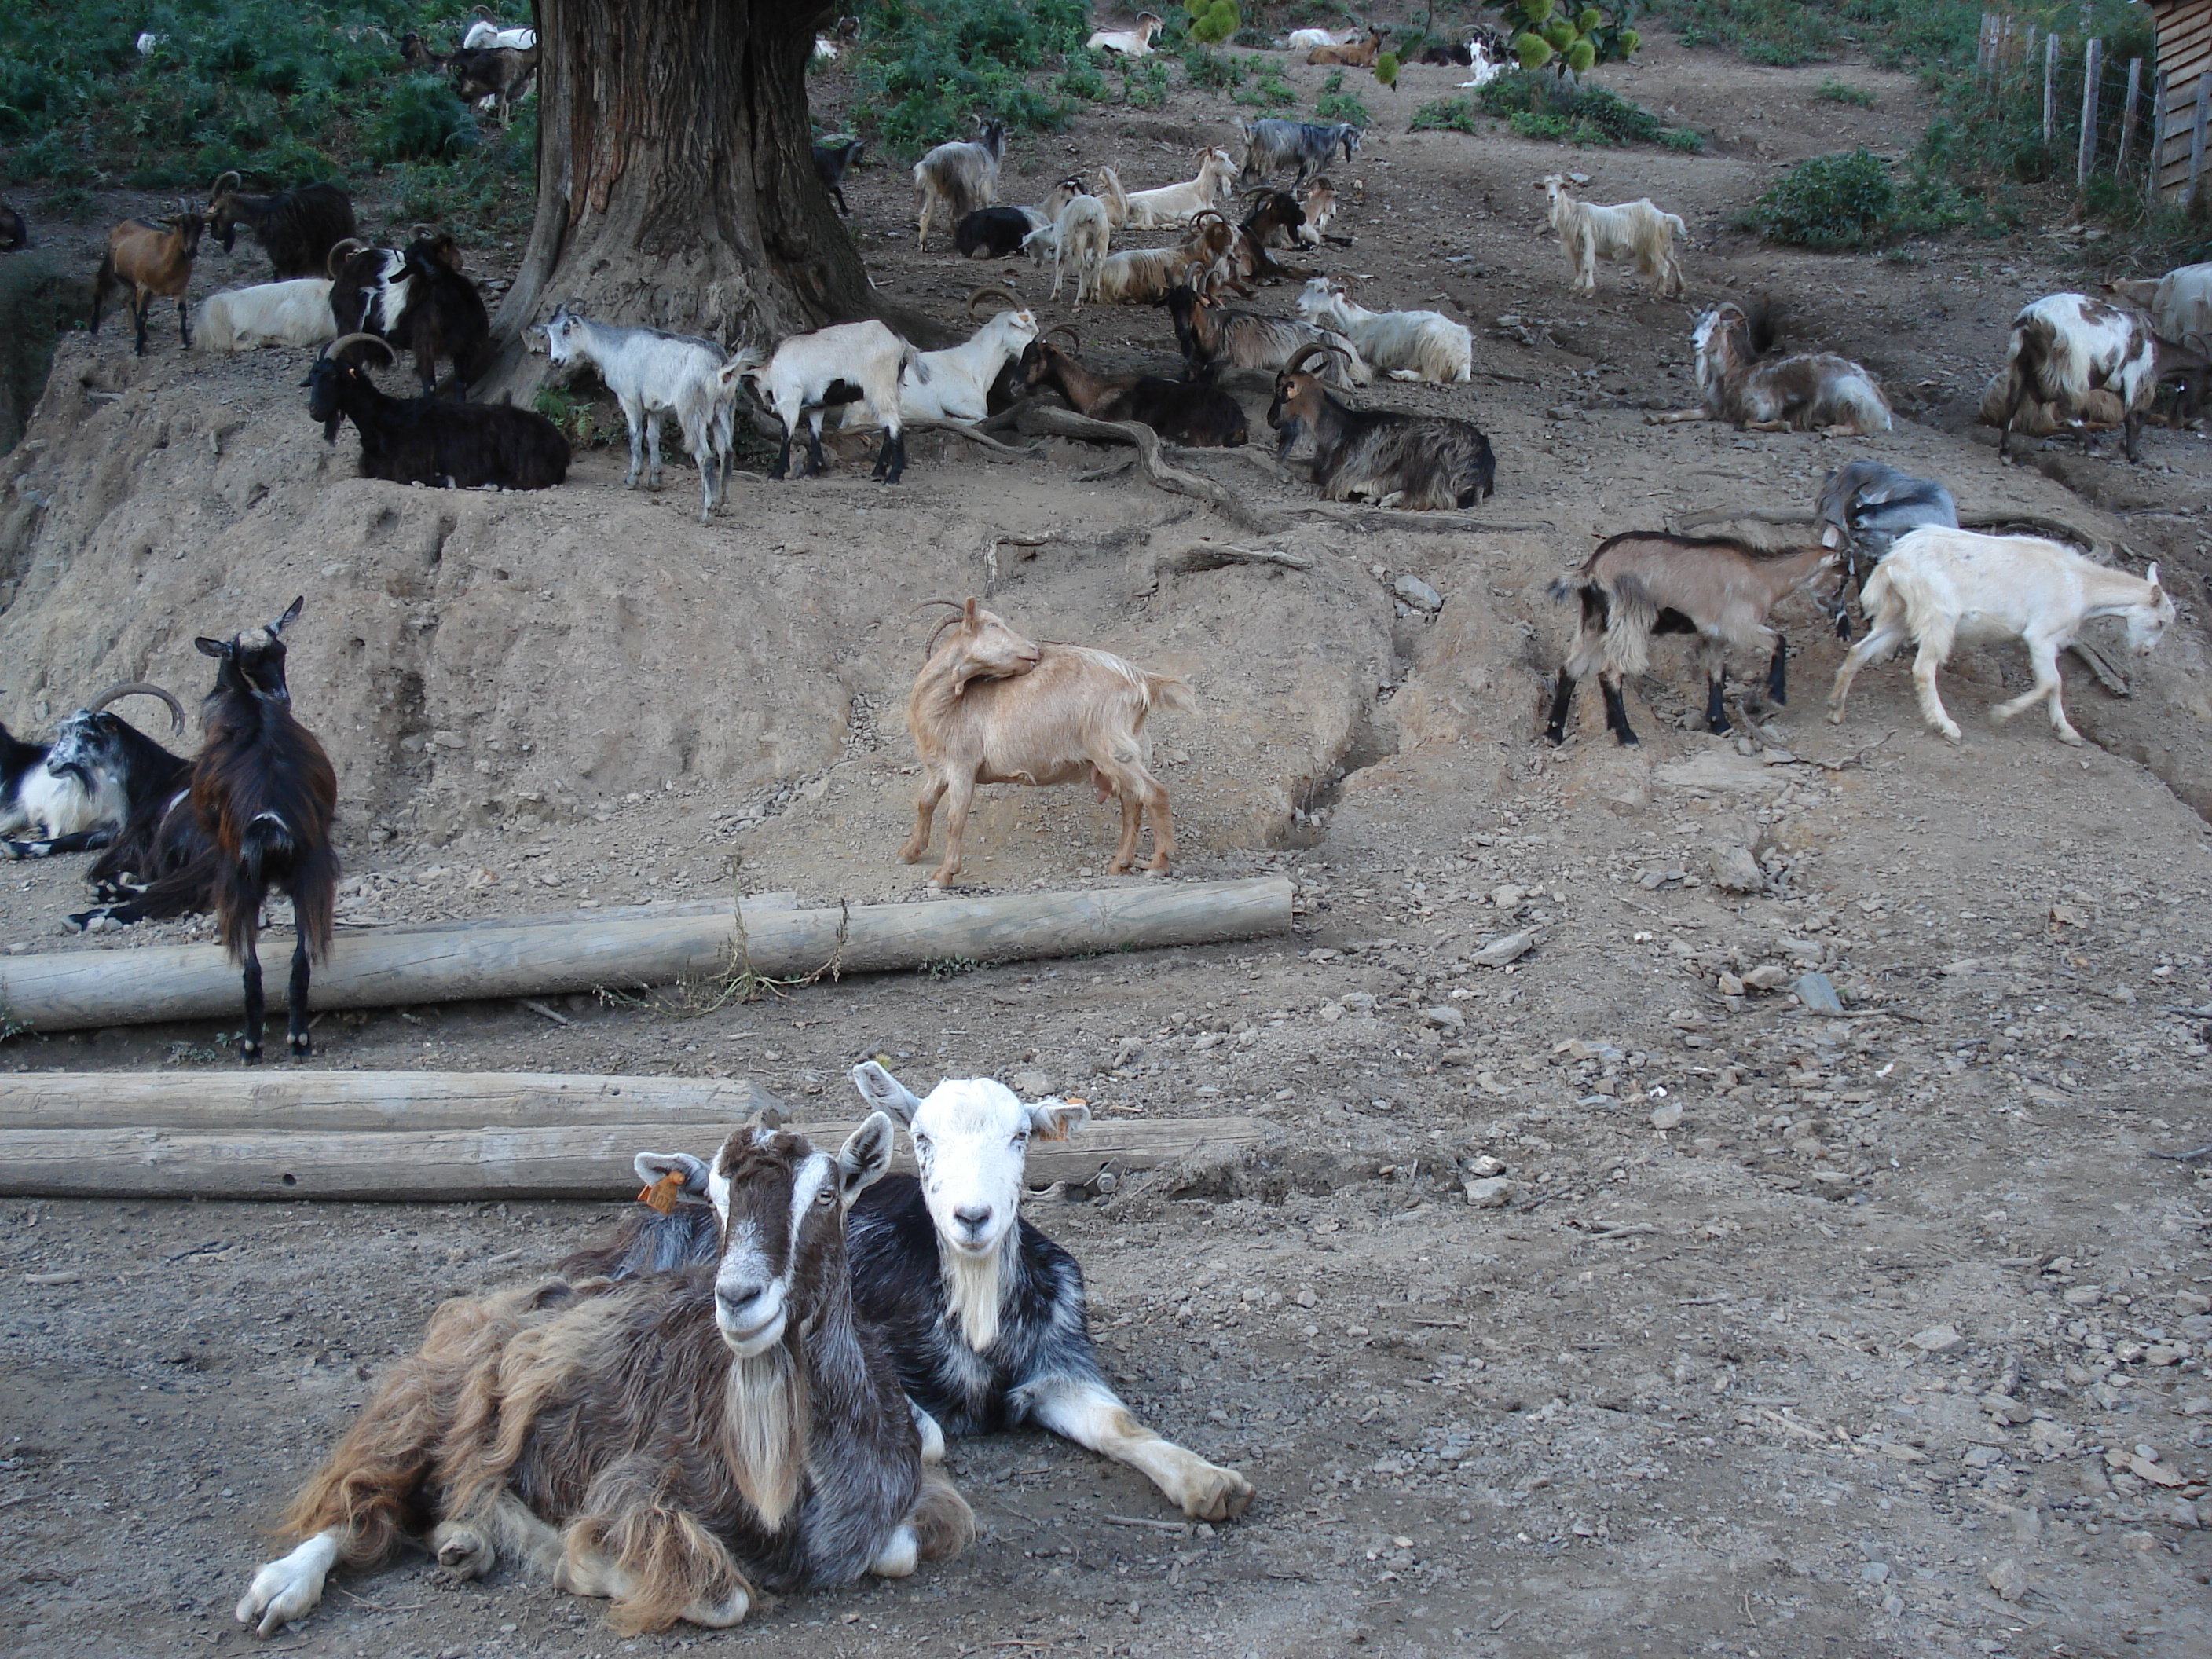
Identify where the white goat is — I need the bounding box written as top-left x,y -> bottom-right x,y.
538,306 -> 735,521
1458,39 -> 1505,88
1286,27 -> 1360,51
1693,302 -> 1892,435
840,290 -> 1035,426
1023,194 -> 1111,307
1296,278 -> 1471,383
1096,148 -> 1238,231
1538,174 -> 1686,300
914,119 -> 1009,248
727,320 -> 916,484
901,599 -> 1192,885
461,8 -> 536,49
2108,262 -> 2212,350
1086,12 -> 1164,56
1996,293 -> 2160,463
1293,178 -> 1342,247
1828,529 -> 2174,746
192,277 -> 336,352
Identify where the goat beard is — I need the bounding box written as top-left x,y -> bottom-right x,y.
720,1344 -> 808,1532
943,1243 -> 1005,1353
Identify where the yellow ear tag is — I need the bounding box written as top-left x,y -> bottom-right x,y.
639,1170 -> 687,1214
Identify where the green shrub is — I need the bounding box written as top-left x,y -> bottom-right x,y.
1315,68 -> 1370,126
1235,70 -> 1297,108
1055,49 -> 1109,102
1187,1 -> 1240,47
1122,58 -> 1170,109
372,73 -> 479,164
1738,147 -> 1894,248
1652,0 -> 1842,67
1478,68 -> 1697,148
1409,96 -> 1481,133
848,0 -> 1089,152
1181,43 -> 1247,93
1816,78 -> 1877,108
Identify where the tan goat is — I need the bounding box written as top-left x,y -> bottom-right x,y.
900,599 -> 1193,885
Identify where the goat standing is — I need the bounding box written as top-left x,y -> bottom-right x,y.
1813,460 -> 1958,636
91,211 -> 205,354
914,119 -> 1009,248
1996,293 -> 2159,463
235,1118 -> 971,1637
203,173 -> 357,281
901,599 -> 1192,886
539,306 -> 738,519
1827,529 -> 2174,746
1538,175 -> 1686,300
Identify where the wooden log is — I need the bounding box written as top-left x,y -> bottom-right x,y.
0,877 -> 1292,1034
0,1071 -> 781,1134
0,1114 -> 1276,1202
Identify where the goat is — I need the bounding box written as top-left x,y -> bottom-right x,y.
397,30 -> 447,70
1086,12 -> 1165,56
386,231 -> 491,396
2108,262 -> 2212,347
1692,301 -> 1892,435
326,236 -> 408,338
1545,534 -> 1838,746
1996,293 -> 2159,463
899,599 -> 1192,885
1168,267 -> 1371,387
0,200 -> 26,252
1225,191 -> 1317,284
1022,193 -> 1111,306
1019,331 -> 1249,446
233,1117 -> 972,1637
1287,27 -> 1362,51
461,6 -> 537,49
1308,25 -> 1384,66
1238,118 -> 1362,189
450,43 -> 538,126
958,177 -> 1087,257
1267,344 -> 1493,510
91,211 -> 205,354
0,685 -> 186,860
888,290 -> 1038,423
582,1065 -> 1257,1521
1090,213 -> 1240,306
1096,148 -> 1238,231
192,277 -> 336,353
1296,277 -> 1471,383
1297,177 -> 1349,247
814,16 -> 860,60
539,306 -> 737,520
813,137 -> 866,215
70,599 -> 338,1062
914,119 -> 1010,248
1813,460 -> 1957,636
307,335 -> 571,490
1828,530 -> 2174,747
1537,175 -> 1686,300
1454,36 -> 1509,87
203,173 -> 357,281
728,320 -> 915,483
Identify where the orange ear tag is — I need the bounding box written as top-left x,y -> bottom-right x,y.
639,1170 -> 687,1214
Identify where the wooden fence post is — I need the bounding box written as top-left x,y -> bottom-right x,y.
2119,57 -> 2143,175
2078,38 -> 2101,186
2149,71 -> 2170,207
2043,31 -> 2060,145
2192,72 -> 2212,207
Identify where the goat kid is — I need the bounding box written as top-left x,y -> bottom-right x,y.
91,211 -> 205,354
727,320 -> 915,484
1692,302 -> 1893,435
1022,193 -> 1111,307
1827,529 -> 2174,746
236,1117 -> 971,1638
0,684 -> 186,859
901,599 -> 1192,885
1546,534 -> 1838,746
1538,175 -> 1686,300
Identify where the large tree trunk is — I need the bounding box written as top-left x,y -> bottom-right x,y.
478,0 -> 871,398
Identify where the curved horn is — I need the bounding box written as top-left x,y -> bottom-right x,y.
1046,324 -> 1082,349
1188,207 -> 1229,229
88,681 -> 187,736
910,598 -> 969,614
1282,343 -> 1335,379
210,170 -> 242,196
325,236 -> 370,277
408,222 -> 437,244
966,285 -> 1022,316
325,331 -> 397,365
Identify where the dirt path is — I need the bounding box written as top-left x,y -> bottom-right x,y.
2,26 -> 2209,1659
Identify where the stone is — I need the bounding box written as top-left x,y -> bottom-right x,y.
1392,573 -> 1443,613
1712,844 -> 1765,894
2171,1497 -> 2201,1529
1859,1562 -> 1890,1584
1910,1324 -> 1965,1353
1489,884 -> 1525,909
1464,1155 -> 1506,1177
1650,1101 -> 1684,1130
1011,1070 -> 1057,1097
1191,1031 -> 1226,1052
1745,964 -> 1793,992
1981,1393 -> 2033,1426
2175,1291 -> 2212,1316
1426,1005 -> 1467,1032
1939,958 -> 1981,977
1716,970 -> 1745,997
1881,1593 -> 1905,1617
1463,1176 -> 1518,1207
1469,929 -> 1536,968
1986,1559 -> 2027,1602
1793,972 -> 1846,1015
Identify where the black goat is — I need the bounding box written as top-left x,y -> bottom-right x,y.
954,206 -> 1041,259
328,233 -> 489,397
0,684 -> 188,861
0,201 -> 26,252
204,173 -> 357,281
307,334 -> 570,489
397,30 -> 447,71
813,137 -> 866,214
1229,191 -> 1317,284
450,43 -> 537,126
1018,336 -> 1247,447
1267,343 -> 1494,508
71,599 -> 339,1063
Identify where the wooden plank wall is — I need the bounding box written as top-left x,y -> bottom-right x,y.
2155,0 -> 2212,200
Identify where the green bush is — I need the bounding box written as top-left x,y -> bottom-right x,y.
372,73 -> 479,164
1737,147 -> 1894,248
1816,78 -> 1876,108
1652,0 -> 1843,67
1409,96 -> 1481,133
1186,1 -> 1240,47
848,0 -> 1090,153
1122,57 -> 1170,110
1478,68 -> 1698,149
1235,70 -> 1297,108
1181,44 -> 1246,93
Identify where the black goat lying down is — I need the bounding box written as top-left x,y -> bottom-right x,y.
307,335 -> 569,490
73,598 -> 339,1063
0,683 -> 187,859
568,1063 -> 1256,1523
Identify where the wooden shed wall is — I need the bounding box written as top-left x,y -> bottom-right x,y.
2154,0 -> 2212,200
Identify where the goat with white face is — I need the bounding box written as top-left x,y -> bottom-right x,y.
584,1068 -> 1256,1522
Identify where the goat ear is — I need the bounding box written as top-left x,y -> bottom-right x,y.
273,595 -> 304,635
2146,562 -> 2163,591
632,1150 -> 712,1204
195,637 -> 229,659
1027,1097 -> 1090,1142
850,1060 -> 923,1126
837,1112 -> 897,1205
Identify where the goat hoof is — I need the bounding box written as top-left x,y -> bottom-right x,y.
289,1035 -> 313,1060
238,1042 -> 262,1064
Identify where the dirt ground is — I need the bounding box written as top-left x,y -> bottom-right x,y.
2,23 -> 2210,1659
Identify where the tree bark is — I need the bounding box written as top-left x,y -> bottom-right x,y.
478,0 -> 871,399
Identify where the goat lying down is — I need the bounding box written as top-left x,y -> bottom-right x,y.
1827,529 -> 2174,746
1692,302 -> 1892,435
572,1064 -> 1257,1522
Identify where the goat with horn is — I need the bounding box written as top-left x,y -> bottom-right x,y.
0,683 -> 188,860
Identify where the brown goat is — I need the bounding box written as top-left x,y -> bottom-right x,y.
91,211 -> 205,354
235,1117 -> 972,1638
1309,25 -> 1383,66
900,599 -> 1193,885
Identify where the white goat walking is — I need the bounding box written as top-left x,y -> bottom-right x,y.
1538,174 -> 1686,299
1295,278 -> 1472,383
1827,529 -> 2175,746
538,306 -> 736,521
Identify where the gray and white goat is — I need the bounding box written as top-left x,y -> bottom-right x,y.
726,320 -> 917,484
0,684 -> 188,859
1812,459 -> 1957,636
538,306 -> 737,521
1237,118 -> 1361,188
914,119 -> 1010,248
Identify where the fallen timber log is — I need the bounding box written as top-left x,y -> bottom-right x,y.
0,876 -> 1291,1034
0,1102 -> 1274,1201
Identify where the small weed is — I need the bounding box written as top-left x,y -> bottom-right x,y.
533,386 -> 615,448
1409,96 -> 1480,134
1316,87 -> 1372,126
1181,43 -> 1246,93
1122,58 -> 1171,111
1816,78 -> 1877,108
918,954 -> 982,980
1235,71 -> 1297,109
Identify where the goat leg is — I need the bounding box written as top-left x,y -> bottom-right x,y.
1027,1375 -> 1254,1522
802,416 -> 828,478
178,295 -> 192,350
771,432 -> 793,480
1704,661 -> 1731,736
287,918 -> 313,1059
877,428 -> 906,485
1599,672 -> 1639,746
1544,670 -> 1577,745
1765,633 -> 1789,707
240,940 -> 266,1064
